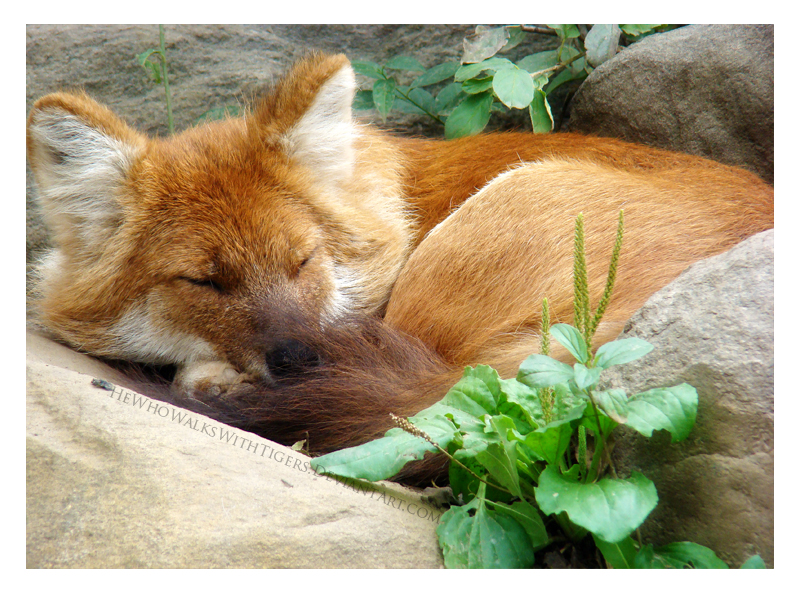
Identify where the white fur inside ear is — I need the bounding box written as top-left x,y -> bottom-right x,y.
29,109 -> 141,255
282,66 -> 357,186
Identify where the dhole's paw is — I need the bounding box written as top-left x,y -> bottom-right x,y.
174,361 -> 257,396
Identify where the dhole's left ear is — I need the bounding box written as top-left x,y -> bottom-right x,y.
27,92 -> 146,260
255,53 -> 357,186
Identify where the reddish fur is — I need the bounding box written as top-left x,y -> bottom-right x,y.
27,54 -> 774,482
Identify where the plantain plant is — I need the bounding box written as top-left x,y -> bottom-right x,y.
311,211 -> 765,569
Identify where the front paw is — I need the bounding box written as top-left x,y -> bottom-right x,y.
173,361 -> 256,396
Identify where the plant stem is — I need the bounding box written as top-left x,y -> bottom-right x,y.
393,87 -> 445,124
389,413 -> 518,499
584,395 -> 608,483
528,51 -> 585,79
578,425 -> 587,479
519,25 -> 559,36
159,25 -> 174,134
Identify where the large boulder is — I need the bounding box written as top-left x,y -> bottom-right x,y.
568,24 -> 774,183
602,230 -> 774,567
26,331 -> 445,568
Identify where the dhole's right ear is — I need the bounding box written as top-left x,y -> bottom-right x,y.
27,92 -> 146,259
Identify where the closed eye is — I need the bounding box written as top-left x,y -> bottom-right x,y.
181,277 -> 223,293
296,246 -> 318,274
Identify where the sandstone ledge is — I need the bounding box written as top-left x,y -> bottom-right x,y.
26,331 -> 444,569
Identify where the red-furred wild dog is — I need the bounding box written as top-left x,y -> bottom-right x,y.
27,53 -> 773,469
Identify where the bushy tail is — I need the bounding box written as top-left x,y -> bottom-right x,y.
158,317 -> 491,482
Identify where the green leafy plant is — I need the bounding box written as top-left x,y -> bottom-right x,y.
353,24 -> 673,138
136,24 -> 174,134
311,211 -> 764,569
136,26 -> 243,131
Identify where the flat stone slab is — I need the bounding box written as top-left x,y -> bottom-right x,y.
26,331 -> 444,568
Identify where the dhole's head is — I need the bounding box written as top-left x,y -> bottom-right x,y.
27,53 -> 410,387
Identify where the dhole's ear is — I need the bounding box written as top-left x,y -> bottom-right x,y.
27,92 -> 146,259
255,53 -> 357,186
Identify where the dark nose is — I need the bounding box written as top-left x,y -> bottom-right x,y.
265,339 -> 320,378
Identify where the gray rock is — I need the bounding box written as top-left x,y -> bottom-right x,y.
602,230 -> 774,567
26,331 -> 445,568
569,24 -> 774,183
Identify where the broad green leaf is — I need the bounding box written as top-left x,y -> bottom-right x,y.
547,24 -> 581,40
635,542 -> 729,569
620,24 -> 663,37
461,76 -> 494,95
476,441 -> 521,497
517,50 -> 559,74
503,26 -> 527,51
633,544 -> 671,568
552,382 -> 586,419
434,82 -> 466,114
436,497 -> 479,568
545,66 -> 587,94
393,86 -> 435,115
517,355 -> 574,388
437,496 -> 536,568
585,24 -> 622,68
594,337 -> 654,369
384,55 -> 425,71
444,91 -> 492,139
310,415 -> 457,481
511,414 -> 579,466
529,90 -> 554,133
535,466 -> 658,543
462,26 -> 510,64
498,377 -> 543,427
573,363 -> 603,390
550,324 -> 589,363
740,555 -> 766,569
492,67 -> 535,109
550,384 -> 588,423
454,57 -> 514,81
487,500 -> 549,551
371,78 -> 396,118
410,61 -> 460,88
449,451 -> 490,501
592,389 -> 628,423
406,87 -> 435,113
593,534 -> 638,569
350,59 -> 384,80
352,89 -> 374,110
625,384 -> 698,442
442,365 -> 501,417
392,97 -> 424,114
